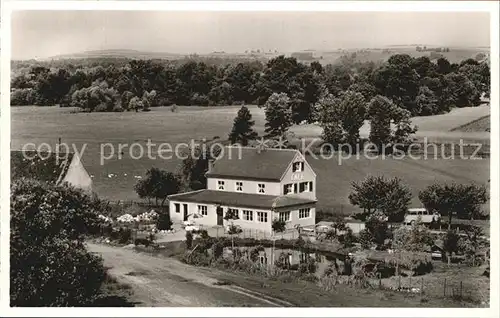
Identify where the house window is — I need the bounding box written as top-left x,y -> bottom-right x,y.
299,182 -> 310,193
236,181 -> 243,192
292,161 -> 304,172
299,208 -> 311,219
257,211 -> 268,223
242,210 -> 253,221
258,183 -> 265,194
284,183 -> 293,195
175,203 -> 181,213
259,255 -> 267,265
198,205 -> 208,216
227,208 -> 239,219
218,180 -> 225,190
279,211 -> 291,222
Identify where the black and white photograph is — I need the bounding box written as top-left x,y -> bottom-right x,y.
0,0 -> 498,315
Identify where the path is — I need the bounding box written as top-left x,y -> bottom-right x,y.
87,243 -> 291,307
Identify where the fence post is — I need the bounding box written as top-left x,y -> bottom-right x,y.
398,275 -> 401,290
409,276 -> 412,289
421,277 -> 424,296
443,278 -> 447,297
460,281 -> 463,299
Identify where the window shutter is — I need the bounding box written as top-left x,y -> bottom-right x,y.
309,182 -> 313,192
301,162 -> 305,171
294,183 -> 298,193
283,184 -> 287,194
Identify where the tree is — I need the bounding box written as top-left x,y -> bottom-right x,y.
228,105 -> 258,146
272,218 -> 286,234
120,91 -> 135,111
224,208 -> 241,251
264,92 -> 292,138
393,218 -> 433,252
364,211 -> 390,248
348,82 -> 377,102
444,72 -> 480,108
70,81 -> 119,112
134,168 -> 180,206
391,106 -> 417,148
367,95 -> 417,152
372,54 -> 420,114
415,86 -> 439,116
443,230 -> 460,266
459,223 -> 486,266
419,183 -> 488,229
318,91 -> 366,149
11,179 -> 107,306
142,90 -> 157,110
436,57 -> 452,75
177,142 -> 222,191
129,96 -> 144,112
367,96 -> 394,150
349,175 -> 412,222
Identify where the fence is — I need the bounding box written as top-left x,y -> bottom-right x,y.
196,226 -> 315,241
366,275 -> 480,302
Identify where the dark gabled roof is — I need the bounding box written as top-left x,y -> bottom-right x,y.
205,147 -> 299,182
11,150 -> 74,184
168,189 -> 316,210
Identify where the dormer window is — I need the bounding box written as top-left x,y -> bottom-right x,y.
258,183 -> 265,194
218,180 -> 225,190
299,182 -> 310,193
292,161 -> 304,172
236,181 -> 243,192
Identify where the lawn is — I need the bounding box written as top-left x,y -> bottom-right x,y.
11,105 -> 490,215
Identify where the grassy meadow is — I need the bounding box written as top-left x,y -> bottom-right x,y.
11,105 -> 490,215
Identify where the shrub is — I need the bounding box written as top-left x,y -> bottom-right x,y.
298,258 -> 317,275
275,252 -> 291,270
339,228 -> 356,248
272,219 -> 286,234
156,212 -> 172,231
358,229 -> 373,249
186,231 -> 193,249
10,179 -> 107,306
134,238 -> 151,247
193,229 -> 209,239
183,250 -> 212,266
249,245 -> 265,262
118,227 -> 132,244
213,241 -> 224,259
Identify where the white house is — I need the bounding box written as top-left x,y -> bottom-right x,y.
168,146 -> 317,234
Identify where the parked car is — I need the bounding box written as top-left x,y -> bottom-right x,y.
404,208 -> 441,225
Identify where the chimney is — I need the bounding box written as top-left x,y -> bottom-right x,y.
208,158 -> 215,173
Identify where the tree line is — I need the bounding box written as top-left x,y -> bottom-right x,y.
11,54 -> 490,118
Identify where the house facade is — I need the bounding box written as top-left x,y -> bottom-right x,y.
168,146 -> 317,234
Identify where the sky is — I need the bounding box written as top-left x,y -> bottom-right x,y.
11,11 -> 491,60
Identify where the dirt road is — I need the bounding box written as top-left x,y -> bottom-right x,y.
87,243 -> 290,307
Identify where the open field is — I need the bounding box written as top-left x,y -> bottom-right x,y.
316,47 -> 488,65
11,105 -> 490,214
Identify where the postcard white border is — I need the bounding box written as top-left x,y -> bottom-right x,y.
1,1 -> 498,317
